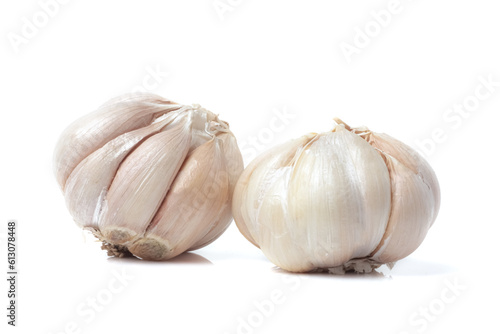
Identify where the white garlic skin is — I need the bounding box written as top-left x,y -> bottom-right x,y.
54,93 -> 243,260
232,120 -> 440,273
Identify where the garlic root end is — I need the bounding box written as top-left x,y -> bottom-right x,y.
88,228 -> 133,258
128,237 -> 173,261
326,258 -> 388,274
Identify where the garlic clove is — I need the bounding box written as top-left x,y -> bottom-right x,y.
53,93 -> 182,190
129,138 -> 230,260
364,132 -> 441,225
232,134 -> 317,248
63,114 -> 178,229
369,154 -> 436,263
362,132 -> 441,263
188,206 -> 232,251
251,161 -> 307,271
97,117 -> 192,245
217,132 -> 245,198
188,132 -> 244,250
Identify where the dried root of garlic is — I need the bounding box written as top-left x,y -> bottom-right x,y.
232,118 -> 440,274
54,93 -> 243,260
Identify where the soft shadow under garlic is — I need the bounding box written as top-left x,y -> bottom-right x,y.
271,258 -> 456,278
379,258 -> 457,276
106,251 -> 213,265
271,266 -> 390,280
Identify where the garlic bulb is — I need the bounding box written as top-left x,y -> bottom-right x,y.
54,93 -> 243,260
232,118 -> 440,273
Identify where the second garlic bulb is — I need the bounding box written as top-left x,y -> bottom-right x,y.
232,119 -> 440,273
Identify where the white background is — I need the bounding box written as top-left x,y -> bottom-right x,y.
1,0 -> 499,333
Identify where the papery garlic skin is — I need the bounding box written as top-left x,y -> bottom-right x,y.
362,131 -> 440,264
233,119 -> 440,273
54,93 -> 243,260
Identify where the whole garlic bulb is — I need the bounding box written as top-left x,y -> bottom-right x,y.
232,118 -> 440,273
54,93 -> 243,260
